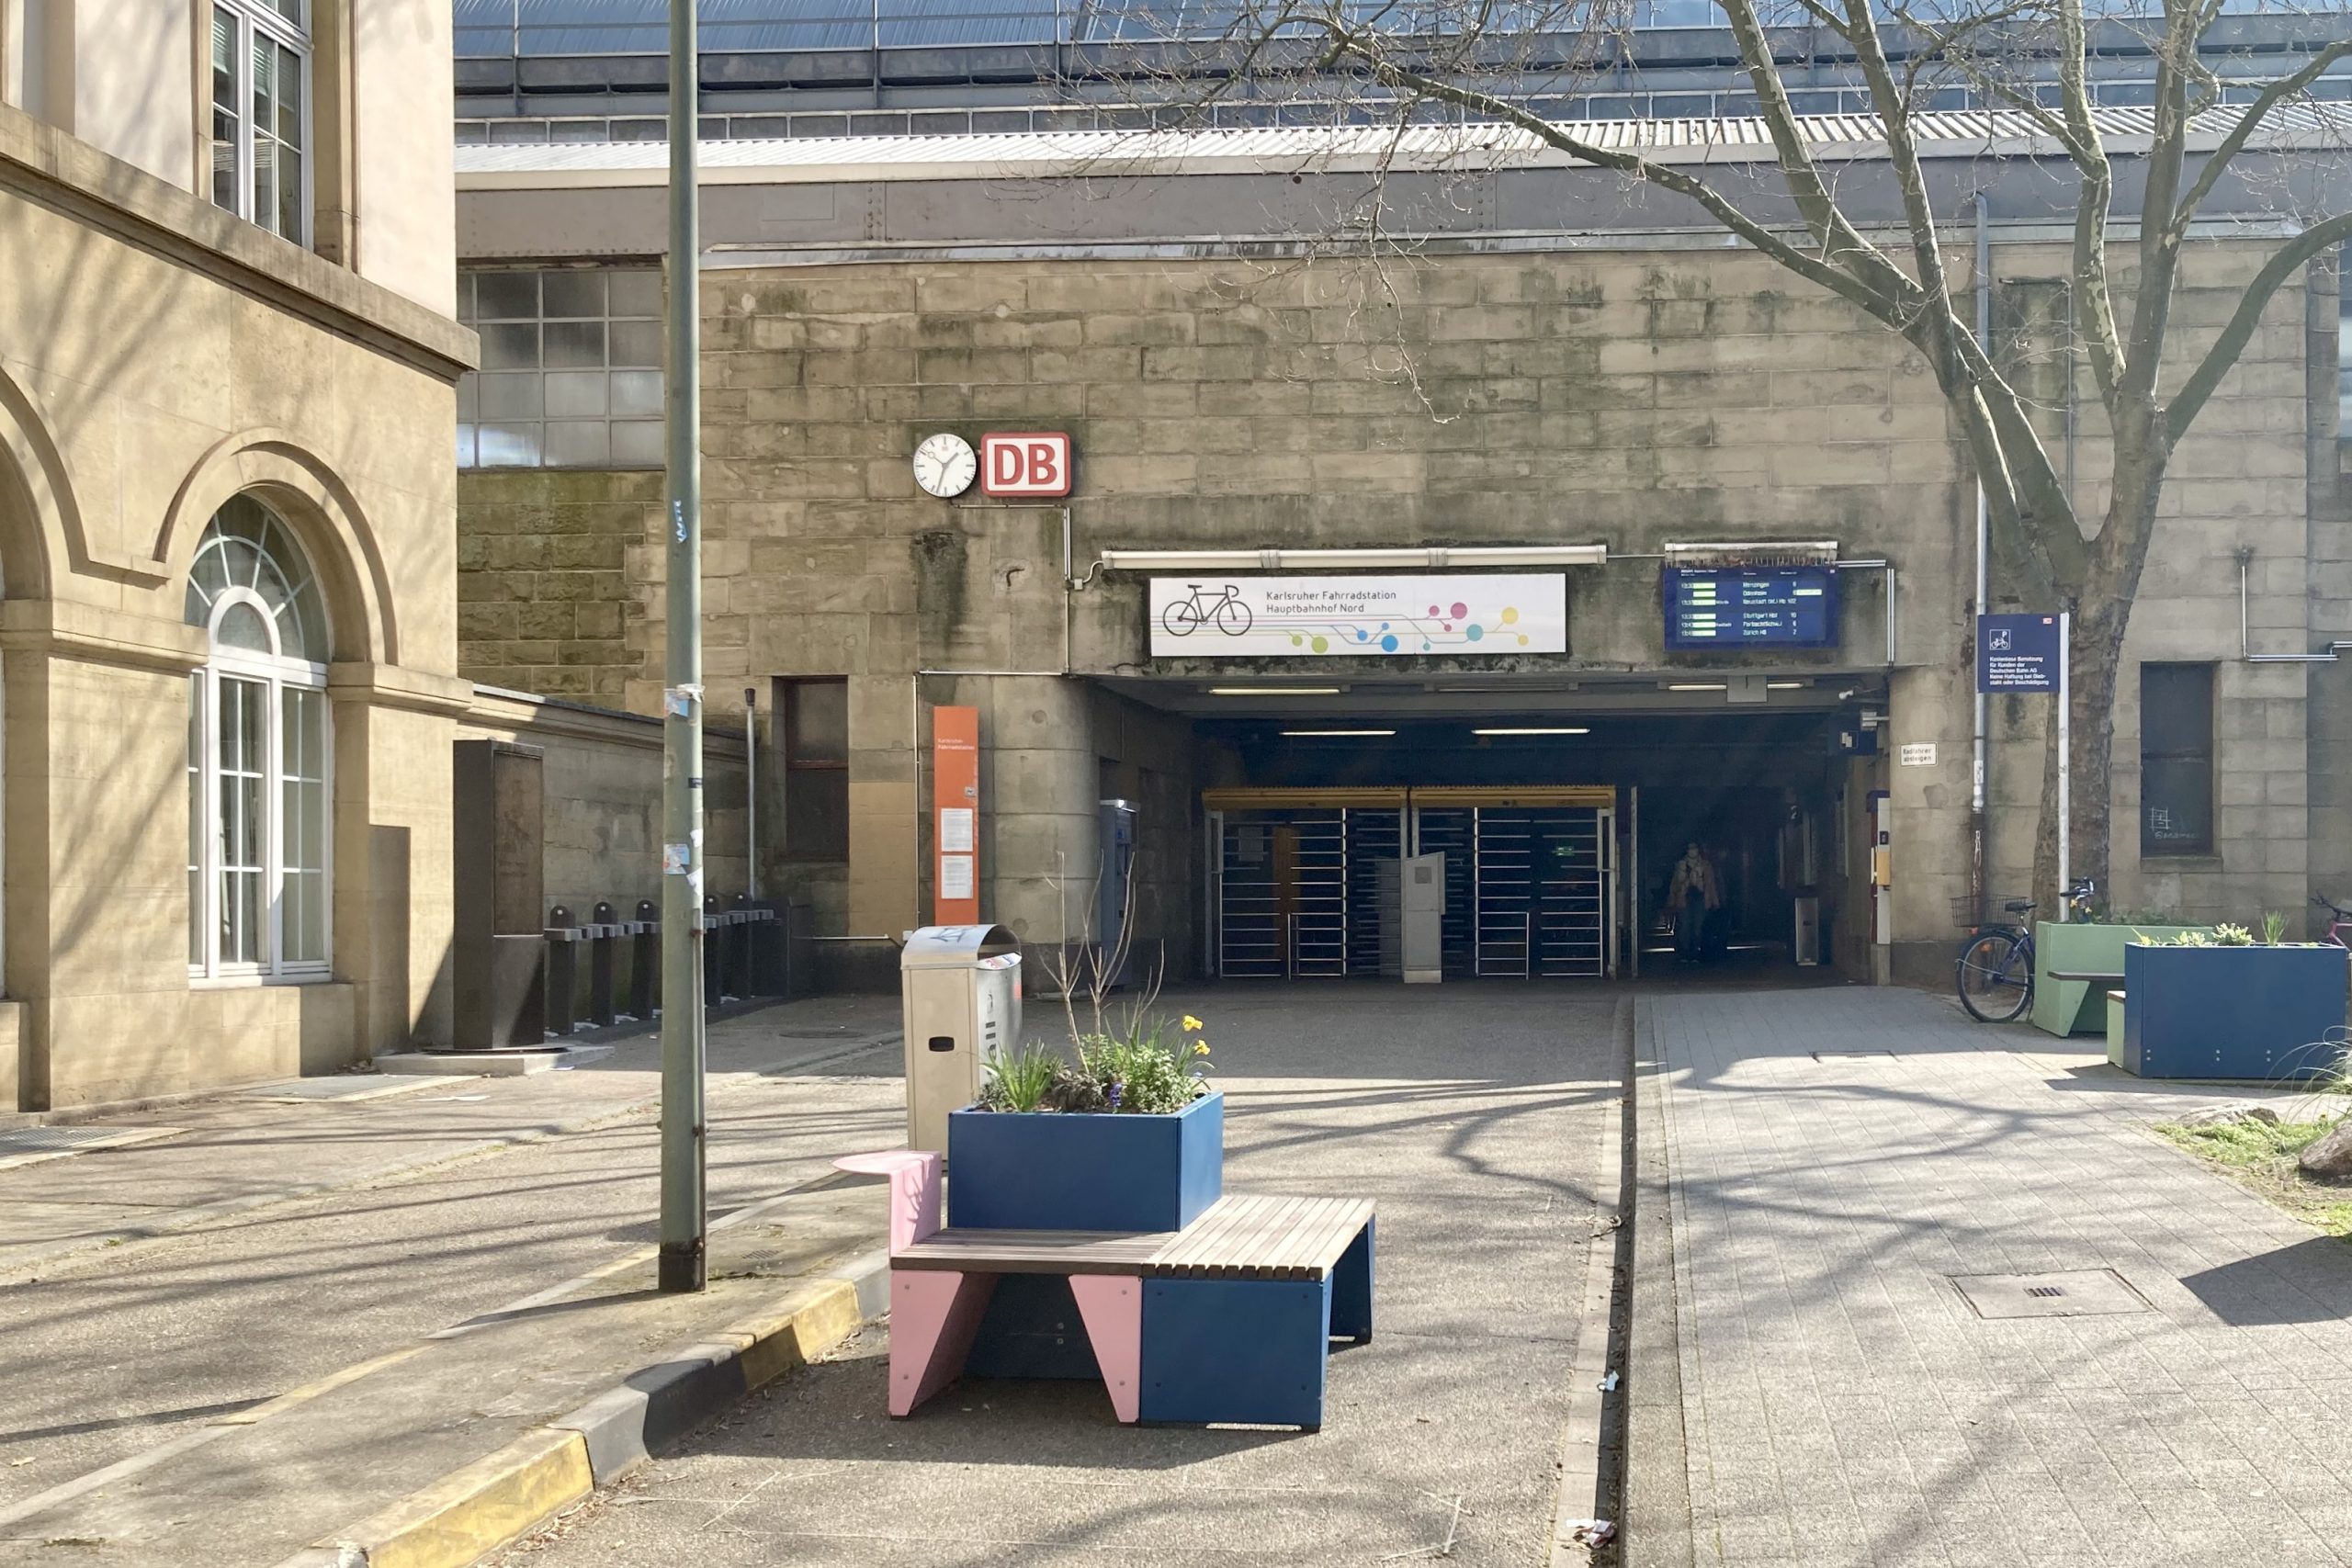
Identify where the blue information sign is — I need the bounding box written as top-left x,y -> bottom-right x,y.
1977,614 -> 2062,693
1661,566 -> 1839,650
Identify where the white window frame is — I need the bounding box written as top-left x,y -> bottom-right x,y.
189,588 -> 333,986
209,0 -> 313,244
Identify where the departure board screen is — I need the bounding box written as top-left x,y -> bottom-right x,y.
1661,566 -> 1839,649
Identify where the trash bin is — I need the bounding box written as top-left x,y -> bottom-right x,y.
899,924 -> 1023,1153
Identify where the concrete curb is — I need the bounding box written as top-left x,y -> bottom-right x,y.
1623,998 -> 1696,1568
1547,994 -> 1629,1565
273,1248 -> 891,1568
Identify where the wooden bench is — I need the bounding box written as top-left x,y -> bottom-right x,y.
841,1153 -> 1374,1428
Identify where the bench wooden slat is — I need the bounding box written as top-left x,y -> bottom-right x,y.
892,1192 -> 1375,1282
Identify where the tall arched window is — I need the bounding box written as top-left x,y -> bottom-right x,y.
186,496 -> 331,981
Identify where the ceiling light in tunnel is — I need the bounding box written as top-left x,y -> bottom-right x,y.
1280,728 -> 1397,738
1666,682 -> 1728,692
1767,681 -> 1806,690
1207,686 -> 1343,697
1473,727 -> 1591,737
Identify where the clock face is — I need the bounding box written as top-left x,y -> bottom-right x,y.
912,433 -> 978,498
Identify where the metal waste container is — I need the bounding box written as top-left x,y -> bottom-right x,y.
899,924 -> 1023,1153
1792,895 -> 1822,967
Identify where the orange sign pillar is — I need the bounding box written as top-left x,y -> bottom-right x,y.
933,705 -> 980,925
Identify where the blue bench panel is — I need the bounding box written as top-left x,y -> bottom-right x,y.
1138,1276 -> 1331,1429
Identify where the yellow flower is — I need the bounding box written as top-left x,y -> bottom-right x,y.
1181,1015 -> 1203,1032
1193,1043 -> 1210,1055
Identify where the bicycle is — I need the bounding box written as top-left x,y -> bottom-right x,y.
1159,582 -> 1253,638
2315,893 -> 2352,948
1955,878 -> 2098,1023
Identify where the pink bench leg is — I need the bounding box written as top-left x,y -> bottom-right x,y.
889,1269 -> 994,1417
1069,1275 -> 1142,1424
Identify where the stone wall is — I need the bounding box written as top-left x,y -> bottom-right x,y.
453,239 -> 2324,975
457,470 -> 650,705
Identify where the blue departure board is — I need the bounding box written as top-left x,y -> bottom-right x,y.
1661,566 -> 1839,649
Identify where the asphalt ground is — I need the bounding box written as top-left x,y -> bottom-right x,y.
0,998 -> 908,1540
486,983 -> 1622,1568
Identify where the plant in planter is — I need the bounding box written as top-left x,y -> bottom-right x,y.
953,1012 -> 1224,1232
2120,923 -> 2351,1081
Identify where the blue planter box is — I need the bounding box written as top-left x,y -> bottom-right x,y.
946,1090 -> 1223,1233
2120,944 -> 2350,1080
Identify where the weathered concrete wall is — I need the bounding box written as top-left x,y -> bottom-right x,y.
454,239 -> 2323,977
458,687 -> 750,922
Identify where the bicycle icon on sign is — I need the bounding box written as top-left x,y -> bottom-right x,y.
1160,582 -> 1254,637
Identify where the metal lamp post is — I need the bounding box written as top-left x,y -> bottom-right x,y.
658,0 -> 707,1295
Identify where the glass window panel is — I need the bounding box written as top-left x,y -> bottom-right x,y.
543,321 -> 605,368
189,675 -> 205,966
477,424 -> 542,468
540,271 -> 606,319
543,420 -> 611,467
211,8 -> 240,212
2141,665 -> 2212,757
478,323 -> 539,371
609,368 -> 662,417
474,272 -> 538,320
266,0 -> 305,26
276,41 -> 301,144
785,772 -> 850,861
786,679 -> 850,764
277,144 -> 303,243
610,421 -> 663,467
455,274 -> 475,324
609,320 -> 662,368
2142,759 -> 2213,854
477,371 -> 543,418
544,370 -> 607,418
608,270 -> 662,317
251,134 -> 277,236
456,423 -> 478,468
217,600 -> 274,653
456,375 -> 479,420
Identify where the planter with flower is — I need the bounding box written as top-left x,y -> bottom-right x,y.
947,1014 -> 1223,1231
2119,918 -> 2350,1080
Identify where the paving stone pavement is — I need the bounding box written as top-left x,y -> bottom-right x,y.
1646,987 -> 2352,1568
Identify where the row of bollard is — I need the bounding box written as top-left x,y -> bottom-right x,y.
541,895 -> 787,1037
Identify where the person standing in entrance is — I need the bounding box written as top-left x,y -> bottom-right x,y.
1668,842 -> 1722,963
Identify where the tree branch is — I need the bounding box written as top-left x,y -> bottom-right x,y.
2171,38 -> 2352,234
1317,34 -> 1925,330
2165,209 -> 2352,435
2056,0 -> 2126,413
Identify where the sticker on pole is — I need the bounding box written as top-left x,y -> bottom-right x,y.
663,841 -> 693,874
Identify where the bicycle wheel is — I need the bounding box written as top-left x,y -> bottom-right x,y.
1160,599 -> 1204,637
1214,596 -> 1253,635
1956,930 -> 2033,1023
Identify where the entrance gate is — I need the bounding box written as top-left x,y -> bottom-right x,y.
1204,787 -> 1617,979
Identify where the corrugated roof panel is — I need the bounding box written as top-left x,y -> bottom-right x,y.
455,102 -> 2352,184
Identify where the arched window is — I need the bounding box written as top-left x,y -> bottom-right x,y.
186,496 -> 331,980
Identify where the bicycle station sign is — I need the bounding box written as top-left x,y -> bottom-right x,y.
1146,574 -> 1567,659
1976,613 -> 2063,693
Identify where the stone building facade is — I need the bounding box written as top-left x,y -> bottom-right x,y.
0,2 -> 470,1108
454,123 -> 2352,987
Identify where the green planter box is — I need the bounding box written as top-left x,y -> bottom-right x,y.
2030,922 -> 2209,1036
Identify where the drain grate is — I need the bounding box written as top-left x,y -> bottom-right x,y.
1951,1269 -> 2153,1320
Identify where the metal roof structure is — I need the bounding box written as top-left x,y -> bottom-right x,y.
456,101 -> 2352,187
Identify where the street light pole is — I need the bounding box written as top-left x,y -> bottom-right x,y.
658,0 -> 707,1295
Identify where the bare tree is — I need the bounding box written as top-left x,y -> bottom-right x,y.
1086,0 -> 2351,907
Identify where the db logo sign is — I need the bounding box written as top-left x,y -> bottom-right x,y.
981,432 -> 1072,498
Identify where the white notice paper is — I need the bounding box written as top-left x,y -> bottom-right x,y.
1899,743 -> 1938,767
939,854 -> 975,899
939,807 -> 976,852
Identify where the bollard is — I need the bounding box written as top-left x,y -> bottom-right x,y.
629,898 -> 659,1019
588,900 -> 618,1026
545,904 -> 578,1037
745,901 -> 786,996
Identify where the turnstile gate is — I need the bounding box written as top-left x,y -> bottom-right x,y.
1205,788 -> 1617,980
